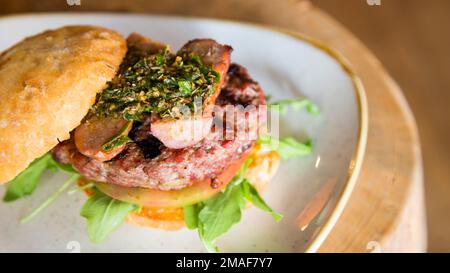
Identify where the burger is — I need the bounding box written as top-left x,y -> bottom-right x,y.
0,26 -> 315,252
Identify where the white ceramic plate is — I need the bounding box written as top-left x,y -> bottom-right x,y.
0,13 -> 367,253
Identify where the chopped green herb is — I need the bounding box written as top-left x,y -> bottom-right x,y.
155,53 -> 165,66
102,135 -> 133,152
183,204 -> 201,230
101,121 -> 133,151
178,80 -> 192,95
92,47 -> 219,121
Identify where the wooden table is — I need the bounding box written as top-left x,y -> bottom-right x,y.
0,0 -> 427,252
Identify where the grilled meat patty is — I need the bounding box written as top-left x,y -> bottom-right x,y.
52,64 -> 266,190
73,35 -> 232,161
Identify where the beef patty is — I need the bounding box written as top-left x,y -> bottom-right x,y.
52,64 -> 267,190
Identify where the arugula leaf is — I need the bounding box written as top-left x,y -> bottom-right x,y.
198,220 -> 219,253
20,174 -> 79,223
184,157 -> 283,252
80,189 -> 137,243
3,153 -> 79,202
241,179 -> 283,222
155,53 -> 165,66
183,204 -> 202,230
3,154 -> 53,202
269,98 -> 320,116
228,158 -> 253,187
258,136 -> 312,160
178,80 -> 192,95
197,184 -> 245,252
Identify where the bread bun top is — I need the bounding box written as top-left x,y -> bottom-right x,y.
0,26 -> 126,184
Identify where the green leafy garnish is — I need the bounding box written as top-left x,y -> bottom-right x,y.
80,189 -> 137,243
258,136 -> 313,160
197,182 -> 246,253
183,204 -> 201,230
241,179 -> 283,221
269,98 -> 320,116
184,131 -> 317,251
102,121 -> 133,152
3,153 -> 76,202
3,154 -> 53,202
20,174 -> 79,224
184,158 -> 282,252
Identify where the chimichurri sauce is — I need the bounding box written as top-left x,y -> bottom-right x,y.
92,46 -> 219,122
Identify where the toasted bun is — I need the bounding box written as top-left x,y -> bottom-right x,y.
0,26 -> 126,184
125,145 -> 281,230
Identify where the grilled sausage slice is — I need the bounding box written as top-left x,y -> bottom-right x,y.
150,39 -> 232,149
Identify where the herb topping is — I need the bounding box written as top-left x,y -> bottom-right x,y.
92,47 -> 220,121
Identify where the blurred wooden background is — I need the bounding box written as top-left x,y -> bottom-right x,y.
0,0 -> 448,252
314,0 -> 450,253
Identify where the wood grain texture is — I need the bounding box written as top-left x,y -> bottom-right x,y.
0,0 -> 428,252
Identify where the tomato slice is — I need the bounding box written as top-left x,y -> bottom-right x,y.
95,151 -> 250,208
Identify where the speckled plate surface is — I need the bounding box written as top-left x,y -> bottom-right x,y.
0,13 -> 367,253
